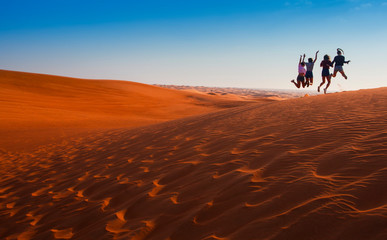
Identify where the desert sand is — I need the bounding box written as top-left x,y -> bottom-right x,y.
156,85 -> 316,101
0,70 -> 248,152
1,70 -> 387,240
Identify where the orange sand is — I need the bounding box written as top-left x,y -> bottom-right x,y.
0,70 -> 246,151
1,70 -> 387,239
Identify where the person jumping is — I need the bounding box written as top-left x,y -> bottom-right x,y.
291,54 -> 307,88
318,54 -> 333,94
305,50 -> 319,86
332,48 -> 350,79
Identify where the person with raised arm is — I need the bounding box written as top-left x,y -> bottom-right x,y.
332,48 -> 350,79
305,50 -> 319,86
318,54 -> 333,94
291,54 -> 307,89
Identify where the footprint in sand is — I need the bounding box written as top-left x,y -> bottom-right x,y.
51,228 -> 73,239
118,177 -> 130,184
77,172 -> 89,181
115,209 -> 126,222
31,185 -> 52,197
148,180 -> 165,197
93,174 -> 110,179
116,174 -> 124,181
26,212 -> 43,226
236,167 -> 266,183
105,209 -> 129,234
170,193 -> 179,204
76,190 -> 84,198
130,220 -> 155,240
52,191 -> 72,200
101,197 -> 112,211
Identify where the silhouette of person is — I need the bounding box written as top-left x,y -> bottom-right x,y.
291,54 -> 307,88
332,48 -> 350,79
305,50 -> 319,86
318,54 -> 333,94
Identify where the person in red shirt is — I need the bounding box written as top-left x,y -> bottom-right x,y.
318,54 -> 333,94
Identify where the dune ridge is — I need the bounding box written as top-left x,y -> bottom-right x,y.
0,70 -> 249,151
1,82 -> 386,239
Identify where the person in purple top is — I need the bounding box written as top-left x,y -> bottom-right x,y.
332,48 -> 350,79
291,54 -> 307,88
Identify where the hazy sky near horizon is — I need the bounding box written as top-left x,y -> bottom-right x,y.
1,0 -> 386,91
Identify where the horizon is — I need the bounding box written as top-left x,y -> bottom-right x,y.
1,0 -> 387,92
0,68 -> 324,94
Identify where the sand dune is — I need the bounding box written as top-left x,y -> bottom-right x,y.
0,70 -> 248,151
1,70 -> 386,240
156,85 -> 315,101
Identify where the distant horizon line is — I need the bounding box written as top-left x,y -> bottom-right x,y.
1,68 -> 384,93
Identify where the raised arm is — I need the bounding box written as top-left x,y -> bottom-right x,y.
299,55 -> 302,65
313,50 -> 319,63
302,54 -> 306,63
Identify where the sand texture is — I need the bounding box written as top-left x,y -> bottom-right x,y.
0,70 -> 247,151
1,70 -> 387,239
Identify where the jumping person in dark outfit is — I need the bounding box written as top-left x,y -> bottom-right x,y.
305,50 -> 319,86
291,54 -> 307,88
318,54 -> 333,94
332,48 -> 350,79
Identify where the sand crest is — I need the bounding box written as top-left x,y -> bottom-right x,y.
0,70 -> 248,152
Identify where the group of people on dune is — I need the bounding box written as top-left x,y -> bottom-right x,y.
291,48 -> 350,94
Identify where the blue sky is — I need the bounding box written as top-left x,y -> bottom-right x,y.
1,0 -> 386,90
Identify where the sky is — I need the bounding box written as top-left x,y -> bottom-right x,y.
1,0 -> 387,91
